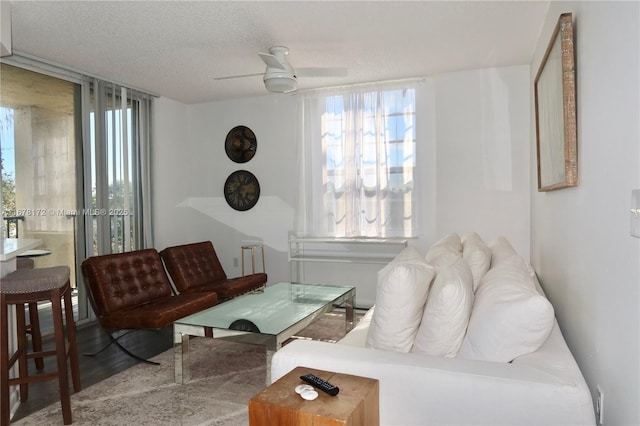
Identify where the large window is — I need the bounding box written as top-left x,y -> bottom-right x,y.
298,85 -> 417,238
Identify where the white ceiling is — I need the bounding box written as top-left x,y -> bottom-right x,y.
7,1 -> 550,104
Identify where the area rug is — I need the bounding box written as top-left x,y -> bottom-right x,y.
14,311 -> 359,426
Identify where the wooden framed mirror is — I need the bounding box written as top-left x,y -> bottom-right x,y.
534,13 -> 577,191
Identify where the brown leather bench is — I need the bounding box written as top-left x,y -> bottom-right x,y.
81,248 -> 219,363
160,241 -> 267,301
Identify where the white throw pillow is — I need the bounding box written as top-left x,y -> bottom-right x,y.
425,233 -> 462,270
489,236 -> 537,279
488,236 -> 518,267
412,258 -> 474,357
475,254 -> 535,293
366,247 -> 435,352
461,232 -> 491,292
457,260 -> 555,363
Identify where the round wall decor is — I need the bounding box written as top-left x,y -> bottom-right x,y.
224,170 -> 260,211
225,125 -> 257,163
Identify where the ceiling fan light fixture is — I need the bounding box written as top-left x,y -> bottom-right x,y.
263,74 -> 297,93
216,46 -> 343,94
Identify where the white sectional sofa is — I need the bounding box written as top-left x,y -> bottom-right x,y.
271,233 -> 595,425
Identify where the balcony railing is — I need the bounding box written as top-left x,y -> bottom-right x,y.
3,216 -> 25,238
2,213 -> 134,255
66,211 -> 135,255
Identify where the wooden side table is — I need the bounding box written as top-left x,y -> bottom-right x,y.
248,366 -> 379,426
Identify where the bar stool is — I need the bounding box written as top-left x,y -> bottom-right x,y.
0,266 -> 81,425
15,257 -> 44,371
15,258 -> 35,270
241,244 -> 266,276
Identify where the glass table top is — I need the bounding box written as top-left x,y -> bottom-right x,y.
175,281 -> 355,336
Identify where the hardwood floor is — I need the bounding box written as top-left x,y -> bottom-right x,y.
10,322 -> 173,422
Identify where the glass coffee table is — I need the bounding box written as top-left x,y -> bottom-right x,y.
173,281 -> 355,384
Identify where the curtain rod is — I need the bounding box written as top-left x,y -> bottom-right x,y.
294,76 -> 427,96
2,50 -> 160,98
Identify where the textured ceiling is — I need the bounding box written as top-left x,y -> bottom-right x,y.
6,1 -> 550,104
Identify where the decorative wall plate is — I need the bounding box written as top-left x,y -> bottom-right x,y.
225,125 -> 257,163
224,170 -> 260,211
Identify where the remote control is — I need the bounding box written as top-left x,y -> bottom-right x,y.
300,373 -> 340,396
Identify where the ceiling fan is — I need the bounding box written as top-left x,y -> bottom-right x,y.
214,46 -> 347,93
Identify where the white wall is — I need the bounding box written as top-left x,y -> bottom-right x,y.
153,65 -> 531,307
435,66 -> 531,258
530,2 -> 640,425
153,95 -> 299,285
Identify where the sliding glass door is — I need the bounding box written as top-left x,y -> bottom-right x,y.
0,62 -> 86,325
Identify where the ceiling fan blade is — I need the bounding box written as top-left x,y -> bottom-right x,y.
214,72 -> 263,81
296,67 -> 348,77
258,52 -> 287,70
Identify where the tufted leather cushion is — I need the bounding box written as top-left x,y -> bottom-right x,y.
81,248 -> 218,330
202,274 -> 268,300
98,291 -> 219,330
160,242 -> 227,291
160,241 -> 267,300
82,249 -> 173,316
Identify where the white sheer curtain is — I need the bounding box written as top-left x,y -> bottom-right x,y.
87,80 -> 154,255
296,84 -> 418,238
